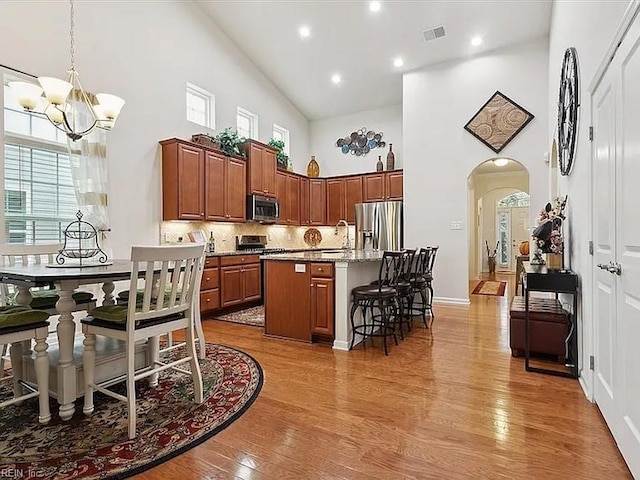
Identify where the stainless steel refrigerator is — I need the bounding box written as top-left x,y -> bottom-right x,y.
354,201 -> 403,251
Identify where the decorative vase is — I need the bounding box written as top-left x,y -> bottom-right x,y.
386,144 -> 395,170
488,257 -> 496,274
307,155 -> 320,177
546,252 -> 563,270
519,240 -> 530,256
376,155 -> 383,172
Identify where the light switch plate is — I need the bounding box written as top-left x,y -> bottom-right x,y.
294,264 -> 306,273
451,221 -> 463,230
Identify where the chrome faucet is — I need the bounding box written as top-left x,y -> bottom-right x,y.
334,220 -> 352,250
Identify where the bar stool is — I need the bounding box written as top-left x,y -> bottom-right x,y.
393,249 -> 417,339
0,306 -> 51,424
349,251 -> 405,355
407,247 -> 432,328
424,246 -> 439,320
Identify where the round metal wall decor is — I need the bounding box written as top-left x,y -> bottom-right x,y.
558,47 -> 579,176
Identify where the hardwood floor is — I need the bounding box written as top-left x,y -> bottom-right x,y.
138,275 -> 630,479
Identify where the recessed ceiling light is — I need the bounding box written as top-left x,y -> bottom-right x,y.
471,36 -> 483,47
331,73 -> 342,84
493,158 -> 509,167
393,57 -> 404,68
369,1 -> 381,13
299,25 -> 310,39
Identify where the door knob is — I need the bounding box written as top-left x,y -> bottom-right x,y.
607,263 -> 622,275
597,263 -> 609,270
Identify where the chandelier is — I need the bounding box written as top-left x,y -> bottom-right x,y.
8,0 -> 124,141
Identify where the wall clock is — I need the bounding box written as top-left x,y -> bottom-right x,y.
558,47 -> 579,176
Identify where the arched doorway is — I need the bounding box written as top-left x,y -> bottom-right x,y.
467,158 -> 530,283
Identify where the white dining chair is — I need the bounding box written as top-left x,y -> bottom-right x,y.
81,244 -> 205,439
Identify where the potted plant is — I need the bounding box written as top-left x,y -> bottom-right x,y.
215,128 -> 246,158
532,196 -> 567,270
267,139 -> 290,170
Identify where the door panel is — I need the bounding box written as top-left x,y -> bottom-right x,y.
263,149 -> 277,196
309,179 -> 326,225
326,179 -> 345,225
386,171 -> 404,200
300,178 -> 310,226
204,151 -> 225,221
593,73 -> 618,434
275,171 -> 288,225
344,176 -> 363,224
496,208 -> 510,271
287,175 -> 300,225
177,144 -> 204,220
616,23 -> 640,475
248,143 -> 263,195
510,207 -> 529,272
243,264 -> 261,302
311,278 -> 334,336
220,266 -> 243,307
226,158 -> 246,222
363,174 -> 385,202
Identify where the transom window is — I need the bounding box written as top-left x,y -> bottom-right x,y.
497,191 -> 530,207
2,79 -> 78,244
237,107 -> 258,139
272,123 -> 290,155
186,83 -> 215,130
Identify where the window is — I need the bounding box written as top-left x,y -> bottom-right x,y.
272,123 -> 290,155
497,191 -> 530,207
236,107 -> 258,139
2,79 -> 78,244
186,83 -> 215,130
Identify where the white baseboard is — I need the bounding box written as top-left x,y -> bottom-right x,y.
433,297 -> 471,306
332,340 -> 350,351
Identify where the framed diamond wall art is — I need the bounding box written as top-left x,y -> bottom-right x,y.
464,91 -> 535,153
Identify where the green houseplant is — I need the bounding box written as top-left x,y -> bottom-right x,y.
215,128 -> 246,158
267,139 -> 289,170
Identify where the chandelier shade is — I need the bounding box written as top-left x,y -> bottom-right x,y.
7,0 -> 124,141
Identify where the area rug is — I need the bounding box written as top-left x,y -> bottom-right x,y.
214,305 -> 265,327
0,343 -> 263,479
472,280 -> 507,296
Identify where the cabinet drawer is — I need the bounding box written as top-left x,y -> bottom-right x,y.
201,267 -> 219,290
204,256 -> 219,268
220,255 -> 260,266
310,263 -> 333,278
200,289 -> 220,312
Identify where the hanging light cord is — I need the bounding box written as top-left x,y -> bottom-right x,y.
69,0 -> 75,72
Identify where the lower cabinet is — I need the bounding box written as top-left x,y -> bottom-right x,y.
220,255 -> 261,308
264,260 -> 334,341
200,257 -> 220,313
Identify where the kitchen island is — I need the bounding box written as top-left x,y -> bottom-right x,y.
261,250 -> 384,350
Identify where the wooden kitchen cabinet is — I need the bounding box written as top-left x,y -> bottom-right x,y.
200,256 -> 220,313
220,255 -> 261,308
286,174 -> 300,225
311,277 -> 334,337
363,171 -> 403,202
243,140 -> 277,197
344,176 -> 363,224
161,138 -> 246,222
309,179 -> 326,225
275,171 -> 288,225
300,178 -> 310,225
326,176 -> 362,225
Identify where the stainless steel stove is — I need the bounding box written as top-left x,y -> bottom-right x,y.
235,235 -> 285,254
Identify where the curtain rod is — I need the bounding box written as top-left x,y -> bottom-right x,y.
0,63 -> 37,79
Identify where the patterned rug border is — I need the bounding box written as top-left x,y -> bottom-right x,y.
471,280 -> 507,297
117,342 -> 264,480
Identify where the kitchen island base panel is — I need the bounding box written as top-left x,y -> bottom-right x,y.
333,261 -> 381,351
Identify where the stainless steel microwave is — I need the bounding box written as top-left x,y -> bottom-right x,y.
246,194 -> 279,223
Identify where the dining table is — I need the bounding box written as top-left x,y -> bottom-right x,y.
0,260 -> 153,420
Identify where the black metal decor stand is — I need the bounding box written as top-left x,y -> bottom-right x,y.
524,262 -> 579,379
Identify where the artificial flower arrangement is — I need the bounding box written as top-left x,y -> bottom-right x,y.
532,195 -> 567,254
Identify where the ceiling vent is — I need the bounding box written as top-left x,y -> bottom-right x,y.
423,25 -> 446,42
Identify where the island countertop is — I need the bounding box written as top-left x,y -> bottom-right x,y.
260,250 -> 385,263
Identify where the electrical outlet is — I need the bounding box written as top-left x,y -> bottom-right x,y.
450,221 -> 463,230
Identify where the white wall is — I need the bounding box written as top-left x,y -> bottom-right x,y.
0,1 -> 309,257
309,104 -> 402,177
548,0 -> 632,396
403,38 -> 549,303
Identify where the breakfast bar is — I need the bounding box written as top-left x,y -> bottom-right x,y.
261,250 -> 384,350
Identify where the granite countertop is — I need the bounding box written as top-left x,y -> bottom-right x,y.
260,250 -> 385,263
205,247 -> 346,258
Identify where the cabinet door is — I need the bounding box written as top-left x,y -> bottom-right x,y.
264,261 -> 311,341
204,151 -> 226,221
242,264 -> 261,302
200,290 -> 220,312
309,179 -> 326,225
220,266 -> 243,307
344,176 -> 363,224
386,171 -> 403,200
326,178 -> 345,226
287,174 -> 300,225
363,173 -> 386,202
225,158 -> 246,222
177,143 -> 204,220
300,178 -> 310,226
247,143 -> 263,195
311,278 -> 334,336
263,148 -> 277,197
275,171 -> 288,225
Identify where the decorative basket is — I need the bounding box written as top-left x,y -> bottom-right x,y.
546,253 -> 563,270
191,134 -> 220,150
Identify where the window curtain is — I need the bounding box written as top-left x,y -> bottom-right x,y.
67,97 -> 111,258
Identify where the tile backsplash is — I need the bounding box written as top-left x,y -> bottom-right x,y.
160,221 -> 355,252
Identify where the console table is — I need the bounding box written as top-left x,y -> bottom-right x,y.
522,261 -> 579,378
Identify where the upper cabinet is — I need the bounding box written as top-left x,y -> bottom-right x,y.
275,170 -> 301,225
326,176 -> 363,225
161,138 -> 246,222
309,179 -> 326,225
363,170 -> 403,203
344,176 -> 363,224
242,140 -> 277,198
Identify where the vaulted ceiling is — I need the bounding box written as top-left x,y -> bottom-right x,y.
199,1 -> 553,121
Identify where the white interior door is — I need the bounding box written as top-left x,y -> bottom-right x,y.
510,206 -> 529,270
496,208 -> 510,271
592,15 -> 640,477
614,17 -> 640,476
